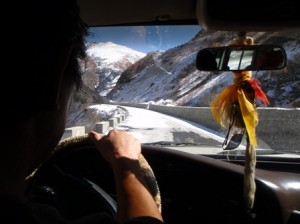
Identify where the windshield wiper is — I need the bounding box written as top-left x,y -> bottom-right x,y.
142,141 -> 216,147
218,148 -> 300,156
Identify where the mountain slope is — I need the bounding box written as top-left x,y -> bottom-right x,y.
108,30 -> 300,107
67,30 -> 300,128
86,42 -> 146,96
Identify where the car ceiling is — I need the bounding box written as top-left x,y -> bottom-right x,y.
78,0 -> 198,27
78,0 -> 300,32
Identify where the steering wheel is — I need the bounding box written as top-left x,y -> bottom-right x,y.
26,134 -> 161,221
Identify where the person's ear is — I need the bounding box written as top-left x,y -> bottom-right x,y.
39,44 -> 74,111
2,44 -> 74,121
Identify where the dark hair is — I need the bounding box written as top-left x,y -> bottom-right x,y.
196,50 -> 218,70
58,0 -> 89,89
3,0 -> 89,118
40,0 -> 89,89
17,0 -> 89,89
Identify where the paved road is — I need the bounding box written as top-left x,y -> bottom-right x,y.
115,106 -> 226,153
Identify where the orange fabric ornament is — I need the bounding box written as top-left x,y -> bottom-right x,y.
210,35 -> 269,148
210,70 -> 269,147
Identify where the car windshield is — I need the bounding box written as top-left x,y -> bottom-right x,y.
65,25 -> 300,159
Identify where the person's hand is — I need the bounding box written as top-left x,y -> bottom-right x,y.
89,130 -> 163,222
88,130 -> 141,167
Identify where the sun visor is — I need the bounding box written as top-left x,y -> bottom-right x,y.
196,0 -> 300,31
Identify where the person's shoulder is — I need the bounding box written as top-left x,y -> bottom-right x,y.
124,216 -> 164,224
27,202 -> 119,224
1,202 -> 163,224
0,203 -> 39,224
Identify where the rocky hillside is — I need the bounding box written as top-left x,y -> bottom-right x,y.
67,30 -> 300,128
108,30 -> 300,107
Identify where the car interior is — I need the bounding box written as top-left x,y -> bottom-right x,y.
26,1 -> 300,224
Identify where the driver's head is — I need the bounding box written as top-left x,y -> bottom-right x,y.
4,0 -> 88,116
1,0 -> 88,174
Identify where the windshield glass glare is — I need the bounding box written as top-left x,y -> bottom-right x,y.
66,25 -> 300,158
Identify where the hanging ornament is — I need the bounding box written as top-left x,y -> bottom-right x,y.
210,35 -> 269,211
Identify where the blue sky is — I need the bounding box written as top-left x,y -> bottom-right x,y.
86,25 -> 200,53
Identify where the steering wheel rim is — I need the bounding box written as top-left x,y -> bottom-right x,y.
26,134 -> 161,220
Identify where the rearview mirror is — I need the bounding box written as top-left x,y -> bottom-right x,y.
196,45 -> 286,71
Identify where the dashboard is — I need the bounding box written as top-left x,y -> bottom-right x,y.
27,140 -> 300,224
142,145 -> 300,224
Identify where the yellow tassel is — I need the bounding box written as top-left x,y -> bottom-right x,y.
210,71 -> 258,146
210,85 -> 237,127
237,89 -> 258,146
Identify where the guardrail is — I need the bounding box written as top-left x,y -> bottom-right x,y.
61,114 -> 127,141
111,102 -> 300,151
63,102 -> 300,151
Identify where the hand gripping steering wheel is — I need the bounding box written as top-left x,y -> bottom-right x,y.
26,134 -> 161,221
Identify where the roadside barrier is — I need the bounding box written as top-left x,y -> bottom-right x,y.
111,102 -> 300,151
63,102 -> 299,151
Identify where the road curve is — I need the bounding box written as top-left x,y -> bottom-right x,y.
116,106 -> 224,149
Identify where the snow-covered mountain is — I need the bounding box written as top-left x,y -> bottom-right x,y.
86,42 -> 146,96
67,30 -> 300,129
67,42 -> 145,128
106,30 -> 300,107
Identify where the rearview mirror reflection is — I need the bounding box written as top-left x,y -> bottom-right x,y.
196,45 -> 286,71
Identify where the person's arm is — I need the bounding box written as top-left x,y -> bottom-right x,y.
88,130 -> 163,223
